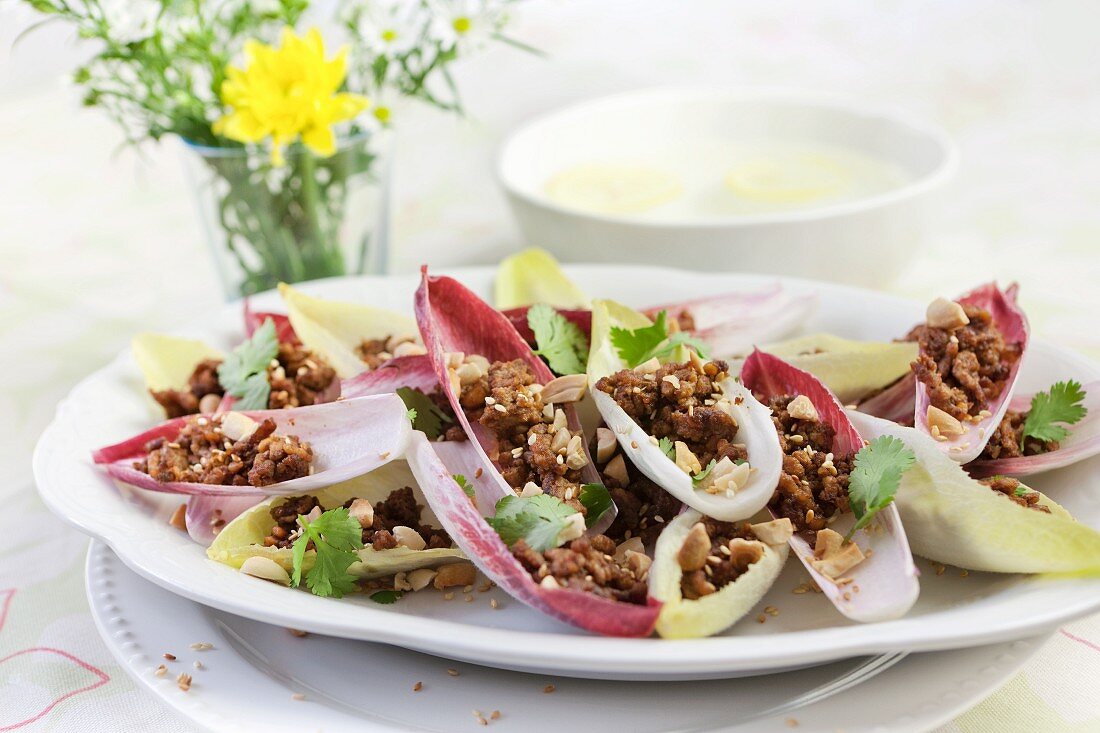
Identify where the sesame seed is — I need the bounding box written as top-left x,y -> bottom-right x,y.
444,592 -> 454,600
189,642 -> 214,651
154,664 -> 167,677
485,396 -> 496,405
288,628 -> 308,637
493,404 -> 507,413
447,668 -> 460,677
475,467 -> 483,478
163,653 -> 176,661
757,614 -> 767,623
413,681 -> 423,691
490,598 -> 499,609
291,693 -> 306,701
465,595 -> 474,603
543,684 -> 556,693
193,661 -> 204,670
491,710 -> 501,720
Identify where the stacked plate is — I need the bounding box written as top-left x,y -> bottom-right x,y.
40,267 -> 1100,731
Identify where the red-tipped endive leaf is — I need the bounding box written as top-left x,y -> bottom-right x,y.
501,306 -> 593,347
185,495 -> 261,545
857,373 -> 916,424
742,350 -> 920,623
341,355 -> 440,399
92,395 -> 413,497
644,283 -> 816,358
415,269 -> 614,533
243,298 -> 299,344
914,282 -> 1030,464
406,432 -> 660,636
967,380 -> 1100,478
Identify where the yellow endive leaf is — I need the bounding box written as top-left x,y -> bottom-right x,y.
732,333 -> 917,403
279,283 -> 418,379
494,247 -> 591,310
132,333 -> 223,391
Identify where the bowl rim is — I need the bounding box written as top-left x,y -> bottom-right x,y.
496,86 -> 959,228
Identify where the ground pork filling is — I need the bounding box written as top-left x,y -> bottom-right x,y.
135,415 -> 313,487
151,343 -> 338,417
766,394 -> 855,533
979,475 -> 1050,513
453,357 -> 589,514
356,335 -> 420,369
906,303 -> 1021,423
589,427 -> 680,546
511,534 -> 650,604
979,409 -> 1059,460
676,518 -> 764,600
594,358 -> 749,474
264,487 -> 453,549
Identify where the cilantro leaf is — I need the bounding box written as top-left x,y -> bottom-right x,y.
370,590 -> 403,604
486,494 -> 579,552
657,436 -> 676,459
397,387 -> 453,440
290,507 -> 364,598
454,474 -> 475,498
609,311 -> 709,367
406,408 -> 417,422
1023,380 -> 1088,443
846,436 -> 916,540
578,483 -> 613,528
691,459 -> 718,485
217,318 -> 279,410
1013,485 -> 1030,498
528,304 -> 589,375
610,311 -> 671,367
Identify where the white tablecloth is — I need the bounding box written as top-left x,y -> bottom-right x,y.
2,1 -> 1099,730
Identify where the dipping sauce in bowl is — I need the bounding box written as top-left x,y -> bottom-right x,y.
499,89 -> 957,288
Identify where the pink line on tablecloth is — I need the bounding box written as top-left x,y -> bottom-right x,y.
0,647 -> 110,731
0,589 -> 14,635
1060,628 -> 1100,653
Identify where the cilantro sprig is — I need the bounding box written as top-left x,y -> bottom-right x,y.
1022,380 -> 1088,443
691,459 -> 718,486
528,304 -> 589,375
454,473 -> 475,498
290,506 -> 364,598
609,311 -> 709,368
846,436 -> 916,540
657,436 -> 675,459
397,387 -> 453,440
217,318 -> 279,410
487,484 -> 613,551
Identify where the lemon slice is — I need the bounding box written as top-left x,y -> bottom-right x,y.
545,164 -> 681,215
724,152 -> 851,204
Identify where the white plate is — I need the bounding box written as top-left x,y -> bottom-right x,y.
37,266 -> 1100,680
87,541 -> 1046,733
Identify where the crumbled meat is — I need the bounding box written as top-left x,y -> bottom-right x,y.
906,304 -> 1021,421
680,518 -> 761,600
765,394 -> 854,532
151,359 -> 224,418
979,475 -> 1050,513
467,359 -> 587,512
673,310 -> 696,332
356,336 -> 413,369
511,536 -> 648,604
601,461 -> 681,547
263,487 -> 452,549
979,409 -> 1058,460
265,495 -> 320,547
136,415 -> 313,488
149,344 -> 337,418
266,342 -> 338,409
594,359 -> 747,468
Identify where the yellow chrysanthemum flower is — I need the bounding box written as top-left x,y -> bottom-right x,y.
213,28 -> 369,166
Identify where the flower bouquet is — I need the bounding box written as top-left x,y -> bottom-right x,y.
26,0 -> 525,296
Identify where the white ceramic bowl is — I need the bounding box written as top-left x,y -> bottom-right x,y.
497,88 -> 958,288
